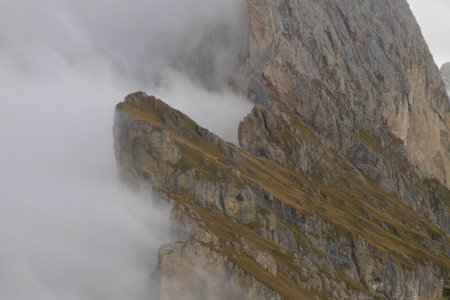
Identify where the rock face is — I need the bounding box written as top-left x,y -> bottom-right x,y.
158,205 -> 282,300
235,0 -> 450,189
113,0 -> 450,299
158,242 -> 281,300
441,63 -> 450,92
114,92 -> 449,299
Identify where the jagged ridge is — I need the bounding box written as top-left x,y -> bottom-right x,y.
114,92 -> 450,299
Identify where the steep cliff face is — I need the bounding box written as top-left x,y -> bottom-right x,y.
157,204 -> 284,300
114,92 -> 449,299
235,0 -> 450,189
113,1 -> 450,299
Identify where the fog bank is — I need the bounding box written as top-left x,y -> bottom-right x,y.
0,0 -> 250,299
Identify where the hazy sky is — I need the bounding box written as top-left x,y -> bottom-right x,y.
409,0 -> 450,67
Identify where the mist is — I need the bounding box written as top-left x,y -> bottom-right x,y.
0,0 -> 250,299
408,0 -> 450,67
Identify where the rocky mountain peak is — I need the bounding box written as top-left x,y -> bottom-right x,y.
236,0 -> 450,189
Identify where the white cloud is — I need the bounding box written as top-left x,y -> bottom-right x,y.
0,0 -> 250,299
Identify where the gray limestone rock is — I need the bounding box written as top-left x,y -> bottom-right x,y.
237,0 -> 450,188
441,62 -> 450,92
114,92 -> 449,300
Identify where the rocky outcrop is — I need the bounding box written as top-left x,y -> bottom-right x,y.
157,204 -> 283,300
158,242 -> 281,300
238,102 -> 450,235
234,0 -> 450,189
441,63 -> 450,92
114,92 -> 450,299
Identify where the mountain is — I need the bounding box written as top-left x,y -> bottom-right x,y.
114,0 -> 450,299
234,0 -> 450,189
